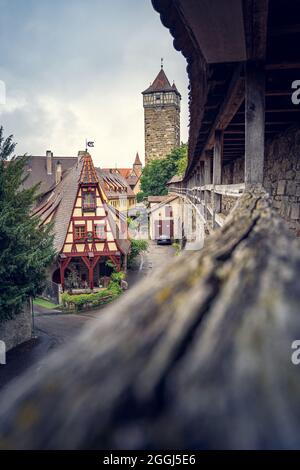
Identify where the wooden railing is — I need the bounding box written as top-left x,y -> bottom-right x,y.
169,183 -> 245,229
0,189 -> 299,449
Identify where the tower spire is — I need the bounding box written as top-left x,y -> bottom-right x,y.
161,57 -> 163,69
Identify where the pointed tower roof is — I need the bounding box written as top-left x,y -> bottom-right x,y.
142,65 -> 180,96
134,152 -> 142,166
79,152 -> 99,184
172,82 -> 179,93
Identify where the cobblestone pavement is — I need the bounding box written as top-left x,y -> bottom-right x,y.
127,240 -> 175,287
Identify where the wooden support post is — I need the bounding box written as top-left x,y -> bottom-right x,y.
60,265 -> 65,291
245,61 -> 265,187
199,162 -> 204,204
212,130 -> 223,227
89,267 -> 94,290
204,151 -> 211,221
60,257 -> 71,291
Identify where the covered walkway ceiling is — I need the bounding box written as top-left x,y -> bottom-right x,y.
153,0 -> 300,177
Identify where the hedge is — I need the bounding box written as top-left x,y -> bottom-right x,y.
61,281 -> 122,312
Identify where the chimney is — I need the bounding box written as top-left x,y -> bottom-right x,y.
46,150 -> 53,175
55,161 -> 62,185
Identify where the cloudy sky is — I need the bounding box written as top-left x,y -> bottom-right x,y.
0,0 -> 189,167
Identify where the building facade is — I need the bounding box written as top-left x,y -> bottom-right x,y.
33,152 -> 130,291
102,152 -> 143,196
142,65 -> 181,164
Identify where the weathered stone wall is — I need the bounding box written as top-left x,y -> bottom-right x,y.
221,126 -> 300,235
263,126 -> 300,236
221,158 -> 244,214
0,301 -> 32,352
144,105 -> 180,164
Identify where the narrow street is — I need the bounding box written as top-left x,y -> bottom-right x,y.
0,241 -> 175,393
127,240 -> 175,287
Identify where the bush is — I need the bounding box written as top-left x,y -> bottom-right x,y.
61,273 -> 124,311
111,271 -> 125,283
128,239 -> 149,268
172,242 -> 181,256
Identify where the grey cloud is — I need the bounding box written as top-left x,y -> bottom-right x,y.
0,0 -> 189,166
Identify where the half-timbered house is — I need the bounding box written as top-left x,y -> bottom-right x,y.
33,151 -> 130,290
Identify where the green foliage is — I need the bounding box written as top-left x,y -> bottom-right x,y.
61,280 -> 122,311
105,259 -> 117,272
111,271 -> 125,283
33,298 -> 57,309
140,143 -> 187,198
172,242 -> 181,256
128,239 -> 149,268
65,269 -> 81,289
0,127 -> 55,321
136,191 -> 145,203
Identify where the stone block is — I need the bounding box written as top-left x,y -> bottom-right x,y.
286,170 -> 296,180
291,203 -> 300,220
287,181 -> 296,195
277,180 -> 286,195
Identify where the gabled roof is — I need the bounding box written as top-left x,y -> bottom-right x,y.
147,195 -> 171,204
102,168 -> 132,179
79,152 -> 99,184
148,194 -> 179,215
33,160 -> 83,253
167,175 -> 183,185
142,68 -> 180,96
96,169 -> 136,198
22,155 -> 78,194
33,160 -> 132,254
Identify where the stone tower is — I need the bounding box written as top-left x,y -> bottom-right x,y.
142,64 -> 181,164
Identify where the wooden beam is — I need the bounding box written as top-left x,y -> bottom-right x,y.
266,62 -> 300,71
205,64 -> 245,151
204,151 -> 212,220
270,24 -> 300,36
245,61 -> 265,186
212,131 -> 223,226
243,0 -> 269,60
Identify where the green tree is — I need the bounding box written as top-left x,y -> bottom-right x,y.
128,239 -> 148,268
136,191 -> 145,203
140,143 -> 187,198
0,127 -> 55,321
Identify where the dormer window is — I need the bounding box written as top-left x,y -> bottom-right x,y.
82,190 -> 96,212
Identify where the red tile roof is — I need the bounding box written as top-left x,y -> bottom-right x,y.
79,152 -> 99,184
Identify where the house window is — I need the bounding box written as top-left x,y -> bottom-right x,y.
82,191 -> 96,212
165,206 -> 173,217
74,225 -> 86,239
94,223 -> 106,240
